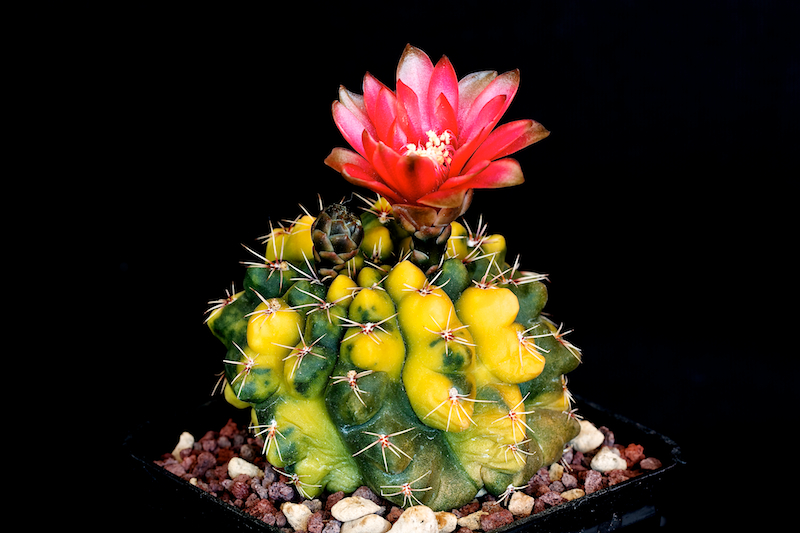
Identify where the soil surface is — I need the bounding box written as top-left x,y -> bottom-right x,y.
155,417 -> 663,532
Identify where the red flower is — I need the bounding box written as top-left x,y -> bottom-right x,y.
324,44 -> 549,222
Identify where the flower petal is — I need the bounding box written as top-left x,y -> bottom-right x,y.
468,119 -> 550,163
416,187 -> 470,209
396,45 -> 434,132
459,69 -> 520,143
448,95 -> 506,175
428,55 -> 460,134
396,79 -> 423,143
324,147 -> 404,204
363,73 -> 391,128
337,85 -> 374,136
332,99 -> 369,158
324,147 -> 376,179
459,93 -> 508,149
432,92 -> 458,139
372,85 -> 399,143
457,70 -> 497,126
438,158 -> 524,192
372,143 -> 442,203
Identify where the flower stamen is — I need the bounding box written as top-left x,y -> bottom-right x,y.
405,130 -> 455,172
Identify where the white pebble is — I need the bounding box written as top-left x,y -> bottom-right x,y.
390,505 -> 439,533
341,514 -> 392,533
227,457 -> 263,479
508,491 -> 535,516
590,446 -> 628,472
569,420 -> 605,452
331,496 -> 385,522
435,511 -> 458,533
548,462 -> 564,481
171,431 -> 194,460
281,502 -> 313,531
561,488 -> 585,501
456,510 -> 487,530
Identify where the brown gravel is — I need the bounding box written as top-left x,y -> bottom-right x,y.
154,419 -> 664,532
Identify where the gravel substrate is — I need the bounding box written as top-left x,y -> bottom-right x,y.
155,417 -> 663,532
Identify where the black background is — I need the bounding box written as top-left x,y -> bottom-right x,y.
65,1 -> 797,531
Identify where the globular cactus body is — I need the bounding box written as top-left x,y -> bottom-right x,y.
206,198 -> 581,511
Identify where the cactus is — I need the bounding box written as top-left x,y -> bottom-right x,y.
203,44 -> 582,511
205,198 -> 581,511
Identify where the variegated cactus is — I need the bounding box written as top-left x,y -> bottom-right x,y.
205,197 -> 581,511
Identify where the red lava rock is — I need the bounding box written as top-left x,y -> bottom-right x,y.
268,481 -> 294,501
561,472 -> 578,490
230,474 -> 252,500
308,511 -> 325,533
640,457 -> 663,470
538,491 -> 565,507
528,471 -> 550,493
239,443 -> 257,463
219,418 -> 239,439
457,500 -> 481,517
325,491 -> 345,510
622,444 -> 645,467
245,497 -> 276,518
584,470 -> 604,494
251,478 -> 270,499
181,454 -> 196,472
386,506 -> 403,523
164,462 -> 186,477
191,451 -> 216,478
217,447 -> 235,464
201,439 -> 218,453
607,469 -> 636,486
598,426 -> 615,446
352,485 -> 381,504
480,507 -> 514,531
533,498 -> 546,514
322,519 -> 342,533
548,480 -> 565,493
244,493 -> 260,509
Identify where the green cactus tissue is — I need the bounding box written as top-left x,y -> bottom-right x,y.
204,45 -> 582,511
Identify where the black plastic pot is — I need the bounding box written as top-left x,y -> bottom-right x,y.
121,395 -> 683,532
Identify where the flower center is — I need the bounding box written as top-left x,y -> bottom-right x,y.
405,130 -> 454,169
